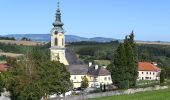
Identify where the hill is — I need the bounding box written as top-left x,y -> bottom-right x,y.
4,34 -> 114,42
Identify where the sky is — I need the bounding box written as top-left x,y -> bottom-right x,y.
0,0 -> 170,41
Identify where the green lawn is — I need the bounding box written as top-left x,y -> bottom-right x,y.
89,87 -> 170,100
94,60 -> 111,66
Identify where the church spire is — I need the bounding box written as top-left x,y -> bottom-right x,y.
53,0 -> 64,30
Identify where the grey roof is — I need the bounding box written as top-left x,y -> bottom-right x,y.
65,49 -> 84,65
67,64 -> 88,75
87,65 -> 111,76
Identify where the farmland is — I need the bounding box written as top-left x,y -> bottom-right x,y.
0,40 -> 47,46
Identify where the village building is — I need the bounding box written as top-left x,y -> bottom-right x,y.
138,62 -> 161,80
50,2 -> 112,88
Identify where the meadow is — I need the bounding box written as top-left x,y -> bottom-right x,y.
89,87 -> 170,100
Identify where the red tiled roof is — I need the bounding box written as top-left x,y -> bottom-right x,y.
138,62 -> 161,71
0,64 -> 8,72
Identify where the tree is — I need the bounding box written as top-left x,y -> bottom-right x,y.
81,76 -> 89,90
160,69 -> 165,84
108,44 -> 128,88
124,31 -> 138,87
1,49 -> 71,100
108,31 -> 138,89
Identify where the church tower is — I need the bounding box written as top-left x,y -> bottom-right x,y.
51,1 -> 68,65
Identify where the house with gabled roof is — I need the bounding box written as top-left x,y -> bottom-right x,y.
138,62 -> 161,80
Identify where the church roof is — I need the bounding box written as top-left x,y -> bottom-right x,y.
67,64 -> 88,75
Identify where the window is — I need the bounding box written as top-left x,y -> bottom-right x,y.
55,38 -> 58,46
81,76 -> 84,79
150,72 -> 151,75
104,77 -> 107,81
74,76 -> 76,80
62,38 -> 64,46
108,77 -> 111,80
142,72 -> 143,74
146,72 -> 148,74
153,72 -> 155,75
142,77 -> 144,80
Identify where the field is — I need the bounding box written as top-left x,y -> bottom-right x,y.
136,41 -> 170,46
0,52 -> 24,58
89,87 -> 170,100
0,40 -> 47,46
94,60 -> 111,66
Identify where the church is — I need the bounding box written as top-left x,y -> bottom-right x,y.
50,1 -> 112,88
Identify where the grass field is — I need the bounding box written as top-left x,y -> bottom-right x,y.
94,60 -> 111,66
89,87 -> 170,100
0,40 -> 47,46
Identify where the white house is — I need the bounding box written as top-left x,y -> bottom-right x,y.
138,62 -> 161,80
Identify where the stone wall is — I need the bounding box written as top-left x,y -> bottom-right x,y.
50,85 -> 168,100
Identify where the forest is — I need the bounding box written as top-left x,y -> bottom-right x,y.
67,41 -> 170,78
0,41 -> 170,78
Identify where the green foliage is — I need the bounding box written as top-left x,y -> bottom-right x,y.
0,43 -> 50,54
67,42 -> 119,61
160,69 -> 165,83
0,37 -> 15,40
1,48 -> 71,100
81,76 -> 89,90
0,75 -> 4,96
108,32 -> 138,89
21,37 -> 31,41
108,44 -> 128,88
89,87 -> 170,100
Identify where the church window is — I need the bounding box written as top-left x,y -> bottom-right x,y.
55,38 -> 58,46
62,38 -> 64,46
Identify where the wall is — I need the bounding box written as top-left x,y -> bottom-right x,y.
49,85 -> 168,100
70,75 -> 85,88
138,71 -> 160,80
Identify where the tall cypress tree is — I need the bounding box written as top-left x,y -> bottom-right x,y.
108,44 -> 128,88
124,31 -> 138,87
108,31 -> 138,88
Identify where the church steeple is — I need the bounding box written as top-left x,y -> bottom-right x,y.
50,0 -> 68,65
53,1 -> 64,32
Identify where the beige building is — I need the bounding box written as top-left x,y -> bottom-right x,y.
50,2 -> 68,65
87,65 -> 112,87
138,62 -> 161,80
50,2 -> 112,89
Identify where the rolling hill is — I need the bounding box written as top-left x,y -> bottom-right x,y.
4,34 -> 114,43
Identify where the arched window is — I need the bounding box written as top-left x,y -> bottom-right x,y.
55,38 -> 58,46
62,38 -> 64,46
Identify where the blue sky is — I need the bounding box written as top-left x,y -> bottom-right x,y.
0,0 -> 170,41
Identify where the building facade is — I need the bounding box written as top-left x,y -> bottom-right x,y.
138,62 -> 161,80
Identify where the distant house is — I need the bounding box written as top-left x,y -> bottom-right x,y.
68,64 -> 88,88
87,65 -> 112,87
138,62 -> 161,80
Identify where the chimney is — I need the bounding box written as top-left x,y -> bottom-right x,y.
103,66 -> 107,69
89,62 -> 92,67
95,65 -> 99,70
152,62 -> 158,66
